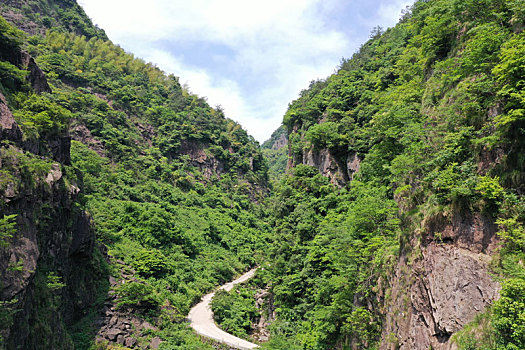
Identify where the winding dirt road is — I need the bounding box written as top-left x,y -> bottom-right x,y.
188,268 -> 259,349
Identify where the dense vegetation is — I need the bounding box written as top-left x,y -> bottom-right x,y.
0,2 -> 269,348
1,0 -> 525,349
0,0 -> 107,39
261,126 -> 288,182
252,0 -> 525,349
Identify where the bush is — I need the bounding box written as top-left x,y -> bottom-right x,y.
115,281 -> 161,311
493,278 -> 525,349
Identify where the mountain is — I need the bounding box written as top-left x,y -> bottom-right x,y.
253,0 -> 525,349
1,0 -> 525,349
261,125 -> 288,182
0,1 -> 270,349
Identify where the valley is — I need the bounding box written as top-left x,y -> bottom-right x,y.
1,0 -> 524,349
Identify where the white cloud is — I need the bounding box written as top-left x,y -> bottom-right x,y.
376,0 -> 414,27
140,48 -> 283,142
78,0 -> 413,142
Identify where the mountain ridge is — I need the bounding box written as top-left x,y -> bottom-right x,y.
1,0 -> 524,349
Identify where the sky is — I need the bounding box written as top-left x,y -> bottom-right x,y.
78,0 -> 413,143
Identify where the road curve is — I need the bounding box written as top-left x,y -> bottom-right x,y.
188,268 -> 259,349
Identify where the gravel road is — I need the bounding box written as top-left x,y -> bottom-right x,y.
188,268 -> 259,349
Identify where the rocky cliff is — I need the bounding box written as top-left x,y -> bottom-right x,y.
381,211 -> 500,349
0,47 -> 103,349
1,3 -> 272,349
289,143 -> 360,187
270,0 -> 525,347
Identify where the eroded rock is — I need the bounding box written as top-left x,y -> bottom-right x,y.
381,212 -> 500,350
0,92 -> 22,143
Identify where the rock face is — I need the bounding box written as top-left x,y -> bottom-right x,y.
180,139 -> 225,179
271,132 -> 288,151
0,51 -> 101,349
71,124 -> 106,156
0,154 -> 100,349
302,149 -> 360,187
381,211 -> 500,350
94,260 -> 164,349
290,145 -> 361,187
18,51 -> 52,94
0,92 -> 22,143
252,287 -> 275,343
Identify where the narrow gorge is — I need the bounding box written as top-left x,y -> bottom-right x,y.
1,0 -> 524,349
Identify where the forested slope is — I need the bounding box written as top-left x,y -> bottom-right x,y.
249,0 -> 525,349
1,0 -> 525,349
0,1 -> 270,348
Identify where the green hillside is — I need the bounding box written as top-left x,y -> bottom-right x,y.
0,2 -> 269,348
1,0 -> 524,349
257,0 -> 525,349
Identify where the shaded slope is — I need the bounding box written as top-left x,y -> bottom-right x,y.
260,0 -> 525,349
0,1 -> 271,348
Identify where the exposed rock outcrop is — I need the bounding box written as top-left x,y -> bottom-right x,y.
294,147 -> 361,187
18,51 -> 52,94
0,92 -> 22,143
1,50 -> 100,348
252,287 -> 275,343
381,211 -> 500,350
0,151 -> 101,349
94,260 -> 164,349
271,132 -> 287,151
71,124 -> 106,156
180,139 -> 225,179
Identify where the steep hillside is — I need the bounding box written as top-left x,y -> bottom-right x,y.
2,0 -> 525,349
253,0 -> 525,349
0,0 -> 106,39
261,125 -> 288,182
0,16 -> 103,349
0,2 -> 270,348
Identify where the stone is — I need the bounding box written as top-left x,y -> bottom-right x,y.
381,211 -> 501,350
105,328 -> 123,341
0,92 -> 22,143
141,321 -> 155,331
271,132 -> 288,151
45,163 -> 63,186
150,337 -> 162,349
18,51 -> 51,94
125,337 -> 137,347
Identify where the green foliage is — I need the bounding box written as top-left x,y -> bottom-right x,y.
46,271 -> 66,291
2,0 -> 525,348
0,0 -> 106,40
0,15 -> 24,52
2,3 -> 269,349
262,0 -> 525,348
453,312 -> 496,350
304,122 -> 342,150
0,214 -> 17,247
0,298 -> 18,347
476,176 -> 504,201
130,249 -> 174,278
13,93 -> 72,137
261,126 -> 288,181
265,169 -> 399,348
492,278 -> 525,349
497,217 -> 525,254
341,308 -> 380,348
211,286 -> 258,339
114,281 -> 161,311
0,60 -> 27,92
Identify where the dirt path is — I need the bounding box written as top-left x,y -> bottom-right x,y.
188,268 -> 259,349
